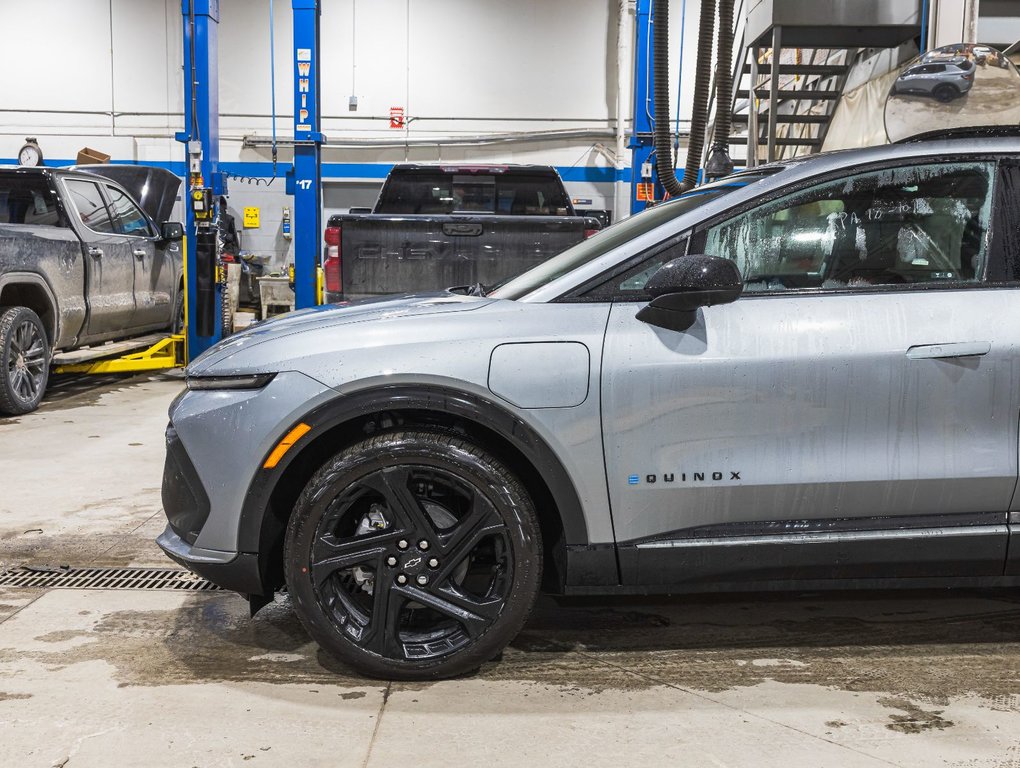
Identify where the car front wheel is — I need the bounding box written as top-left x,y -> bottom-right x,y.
0,306 -> 50,416
284,430 -> 542,680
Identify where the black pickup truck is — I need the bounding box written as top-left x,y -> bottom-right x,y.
322,164 -> 601,301
0,165 -> 184,415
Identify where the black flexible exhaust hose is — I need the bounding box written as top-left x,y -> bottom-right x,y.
706,0 -> 735,178
661,0 -> 716,195
653,0 -> 682,196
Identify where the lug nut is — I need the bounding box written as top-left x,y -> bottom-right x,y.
428,557 -> 439,568
397,539 -> 409,550
396,574 -> 408,585
418,539 -> 430,551
386,556 -> 398,567
416,575 -> 428,586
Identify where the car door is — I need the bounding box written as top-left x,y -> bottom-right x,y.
102,183 -> 174,329
599,158 -> 1019,587
62,178 -> 136,340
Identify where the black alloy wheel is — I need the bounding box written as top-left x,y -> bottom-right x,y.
285,430 -> 542,680
0,306 -> 50,416
933,83 -> 960,103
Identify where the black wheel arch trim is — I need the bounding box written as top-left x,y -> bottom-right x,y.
237,383 -> 600,587
0,272 -> 60,343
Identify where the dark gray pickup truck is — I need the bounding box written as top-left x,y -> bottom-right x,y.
322,164 -> 601,301
0,165 -> 184,415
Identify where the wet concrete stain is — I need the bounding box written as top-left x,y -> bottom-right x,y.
0,529 -> 163,569
1,589 -> 1020,708
879,697 -> 954,733
0,372 -> 178,426
0,692 -> 32,702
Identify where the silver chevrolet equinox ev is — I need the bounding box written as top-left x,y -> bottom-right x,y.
160,131 -> 1020,679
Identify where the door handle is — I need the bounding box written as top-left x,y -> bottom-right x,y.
906,342 -> 991,359
132,249 -> 147,259
87,247 -> 103,258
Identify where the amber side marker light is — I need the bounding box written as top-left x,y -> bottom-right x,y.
263,423 -> 312,469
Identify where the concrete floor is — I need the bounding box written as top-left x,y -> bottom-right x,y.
2,376 -> 1020,767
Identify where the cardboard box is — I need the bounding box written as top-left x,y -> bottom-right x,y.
76,147 -> 111,165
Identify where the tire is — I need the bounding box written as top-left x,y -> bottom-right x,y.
171,287 -> 185,335
0,306 -> 50,416
933,84 -> 959,103
285,430 -> 542,680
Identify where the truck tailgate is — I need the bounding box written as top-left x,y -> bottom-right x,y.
340,214 -> 590,296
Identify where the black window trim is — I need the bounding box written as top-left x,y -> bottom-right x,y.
560,153 -> 1012,304
62,177 -> 120,238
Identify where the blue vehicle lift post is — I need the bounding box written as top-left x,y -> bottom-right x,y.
289,0 -> 323,310
629,0 -> 659,214
176,0 -> 224,358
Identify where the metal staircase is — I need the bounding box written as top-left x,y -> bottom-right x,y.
718,0 -> 924,168
732,46 -> 855,165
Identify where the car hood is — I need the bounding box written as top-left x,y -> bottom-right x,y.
188,292 -> 494,375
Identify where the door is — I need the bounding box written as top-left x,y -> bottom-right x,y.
103,183 -> 174,329
600,159 -> 1019,585
62,178 -> 136,339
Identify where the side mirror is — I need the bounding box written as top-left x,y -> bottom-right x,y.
636,255 -> 743,332
160,221 -> 185,242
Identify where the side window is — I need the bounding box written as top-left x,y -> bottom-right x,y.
580,238 -> 689,300
0,177 -> 65,227
64,180 -> 116,234
701,162 -> 994,293
105,186 -> 153,237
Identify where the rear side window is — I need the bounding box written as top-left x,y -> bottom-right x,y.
0,176 -> 65,227
377,172 -> 572,215
105,185 -> 153,237
65,179 -> 116,234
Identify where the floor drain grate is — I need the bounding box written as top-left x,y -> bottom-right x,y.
0,566 -> 222,591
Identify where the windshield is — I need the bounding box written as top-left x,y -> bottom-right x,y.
489,173 -> 774,300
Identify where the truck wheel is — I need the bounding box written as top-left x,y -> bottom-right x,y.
0,306 -> 51,416
284,430 -> 542,680
171,289 -> 185,335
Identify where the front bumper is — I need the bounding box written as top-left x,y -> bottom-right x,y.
158,370 -> 337,594
156,524 -> 264,595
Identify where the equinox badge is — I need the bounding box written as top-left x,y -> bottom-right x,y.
628,471 -> 741,485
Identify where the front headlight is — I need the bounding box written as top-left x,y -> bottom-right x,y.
185,373 -> 277,391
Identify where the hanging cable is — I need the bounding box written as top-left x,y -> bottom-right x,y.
673,0 -> 715,194
189,3 -> 199,144
269,0 -> 278,178
672,0 -> 688,166
704,0 -> 734,179
225,0 -> 278,186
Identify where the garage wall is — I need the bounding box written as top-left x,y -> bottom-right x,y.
0,0 -> 705,267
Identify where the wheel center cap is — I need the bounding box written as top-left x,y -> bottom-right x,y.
401,553 -> 426,575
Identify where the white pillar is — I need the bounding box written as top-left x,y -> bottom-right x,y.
928,0 -> 981,49
614,0 -> 636,223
